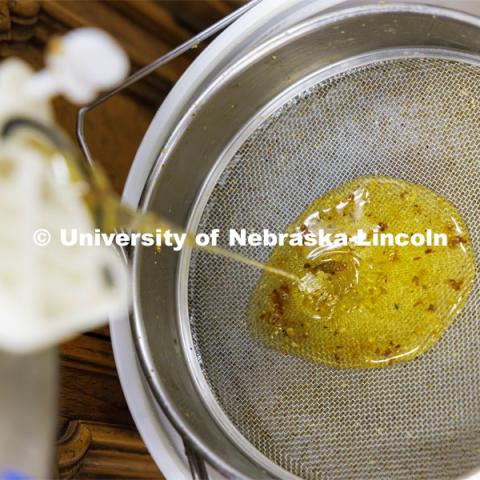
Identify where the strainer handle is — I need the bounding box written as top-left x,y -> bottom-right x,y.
76,0 -> 262,165
75,2 -> 262,479
184,439 -> 209,480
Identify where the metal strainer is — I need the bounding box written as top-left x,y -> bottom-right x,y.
88,3 -> 480,479
186,56 -> 480,479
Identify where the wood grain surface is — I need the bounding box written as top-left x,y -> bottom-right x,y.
0,1 -> 244,478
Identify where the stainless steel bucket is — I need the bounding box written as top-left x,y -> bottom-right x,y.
91,2 -> 480,479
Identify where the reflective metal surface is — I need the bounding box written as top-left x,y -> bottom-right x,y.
0,349 -> 57,478
132,4 -> 480,479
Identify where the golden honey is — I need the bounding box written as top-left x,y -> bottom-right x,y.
250,177 -> 476,368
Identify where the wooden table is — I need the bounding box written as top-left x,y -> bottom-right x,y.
0,1 -> 243,478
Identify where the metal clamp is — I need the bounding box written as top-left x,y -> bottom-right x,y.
75,1 -> 262,479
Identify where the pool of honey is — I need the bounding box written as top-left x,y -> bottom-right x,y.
250,177 -> 476,368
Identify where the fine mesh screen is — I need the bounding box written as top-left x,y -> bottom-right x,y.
188,57 -> 480,479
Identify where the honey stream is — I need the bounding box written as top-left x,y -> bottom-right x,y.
44,125 -> 299,284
